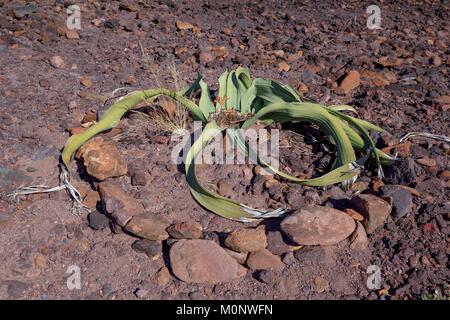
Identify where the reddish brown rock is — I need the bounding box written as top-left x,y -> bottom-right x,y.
80,76 -> 92,88
246,249 -> 284,271
170,240 -> 246,284
155,267 -> 172,286
335,70 -> 360,95
98,182 -> 144,227
176,20 -> 194,30
76,136 -> 127,180
167,221 -> 202,239
280,205 -> 356,245
349,221 -> 369,251
217,180 -> 234,198
416,157 -> 437,168
345,208 -> 365,221
124,213 -> 171,241
350,194 -> 392,234
436,96 -> 450,105
69,127 -> 86,135
278,61 -> 290,72
224,228 -> 267,253
81,113 -> 97,124
65,29 -> 80,40
360,70 -> 391,87
83,190 -> 100,209
266,231 -> 292,255
378,56 -> 404,67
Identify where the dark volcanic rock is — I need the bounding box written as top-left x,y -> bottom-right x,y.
380,185 -> 413,218
88,211 -> 110,230
384,158 -> 417,185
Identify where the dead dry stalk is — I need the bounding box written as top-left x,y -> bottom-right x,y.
139,42 -> 188,133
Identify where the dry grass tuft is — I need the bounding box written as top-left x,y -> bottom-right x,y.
139,43 -> 189,133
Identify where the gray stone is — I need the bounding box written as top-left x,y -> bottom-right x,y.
256,269 -> 276,284
131,239 -> 162,257
88,211 -> 110,230
384,158 -> 417,185
13,4 -> 37,19
266,231 -> 292,255
4,280 -> 30,298
381,185 -> 413,218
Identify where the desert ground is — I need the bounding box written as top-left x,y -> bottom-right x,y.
0,0 -> 448,300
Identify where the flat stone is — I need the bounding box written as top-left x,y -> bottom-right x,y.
381,185 -> 413,218
0,167 -> 32,194
4,280 -> 30,298
246,249 -> 284,271
87,211 -> 110,230
256,269 -> 276,284
124,213 -> 171,240
266,231 -> 292,255
350,194 -> 392,234
155,267 -> 172,287
98,182 -> 144,227
13,4 -> 37,18
349,221 -> 369,251
169,240 -> 246,284
335,70 -> 360,94
131,239 -> 162,258
280,205 -> 356,245
49,55 -> 64,68
224,228 -> 267,253
167,221 -> 202,239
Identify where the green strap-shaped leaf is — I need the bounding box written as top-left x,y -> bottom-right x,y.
252,78 -> 299,104
240,82 -> 257,114
235,67 -> 252,88
178,74 -> 203,97
185,121 -> 286,220
243,102 -> 356,167
238,102 -> 359,186
62,88 -> 206,167
199,79 -> 215,119
216,70 -> 229,111
328,109 -> 393,169
226,71 -> 240,110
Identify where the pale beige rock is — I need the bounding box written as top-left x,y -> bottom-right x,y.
224,228 -> 267,253
76,136 -> 127,180
280,205 -> 356,245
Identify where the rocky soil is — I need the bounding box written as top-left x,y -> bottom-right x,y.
0,0 -> 449,300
